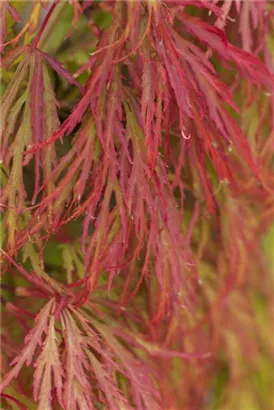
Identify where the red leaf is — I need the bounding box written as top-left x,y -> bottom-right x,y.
0,300 -> 55,393
29,51 -> 44,202
40,50 -> 84,92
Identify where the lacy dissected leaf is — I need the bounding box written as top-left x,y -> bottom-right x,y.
0,299 -> 55,393
0,41 -> 84,252
4,301 -> 161,410
60,308 -> 95,410
34,89 -> 198,315
0,48 -> 60,251
180,13 -> 273,89
214,0 -> 268,53
60,243 -> 84,283
93,321 -> 161,410
33,314 -> 63,410
67,306 -> 161,410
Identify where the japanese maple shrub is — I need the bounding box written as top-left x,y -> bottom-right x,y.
0,1 -> 273,410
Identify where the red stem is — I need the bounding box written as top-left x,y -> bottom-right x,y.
32,1 -> 57,48
0,394 -> 27,410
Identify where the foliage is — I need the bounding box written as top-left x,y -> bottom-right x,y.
0,1 -> 273,409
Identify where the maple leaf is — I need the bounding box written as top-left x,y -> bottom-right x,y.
214,0 -> 268,53
33,314 -> 64,410
71,306 -> 161,410
1,300 -> 161,410
180,14 -> 273,89
0,299 -> 55,393
0,45 -> 82,252
60,308 -> 95,410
